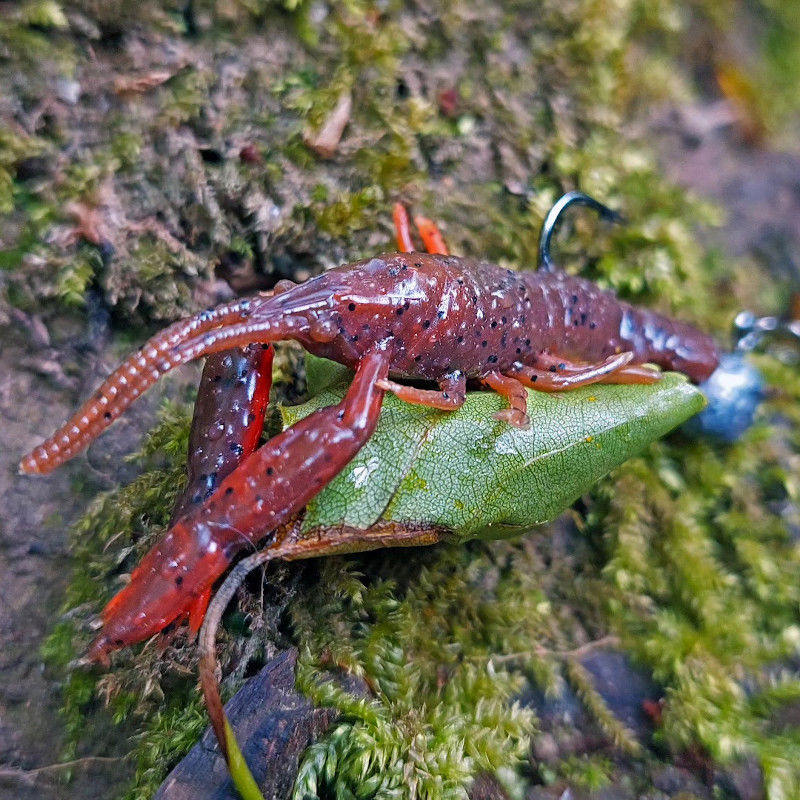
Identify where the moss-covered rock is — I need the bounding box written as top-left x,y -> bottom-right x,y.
6,0 -> 797,797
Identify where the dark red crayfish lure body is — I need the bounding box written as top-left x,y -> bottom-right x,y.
263,253 -> 719,384
21,246 -> 719,664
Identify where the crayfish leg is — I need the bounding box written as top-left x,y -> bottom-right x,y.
591,364 -> 662,384
392,203 -> 450,255
376,371 -> 466,411
530,351 -> 659,384
393,203 -> 415,252
511,351 -> 637,392
414,215 -> 449,255
188,586 -> 213,634
482,372 -> 530,428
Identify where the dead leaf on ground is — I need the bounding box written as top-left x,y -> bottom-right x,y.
113,70 -> 176,96
304,92 -> 353,158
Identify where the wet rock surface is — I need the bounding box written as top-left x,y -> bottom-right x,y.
0,317 -> 199,799
656,114 -> 800,284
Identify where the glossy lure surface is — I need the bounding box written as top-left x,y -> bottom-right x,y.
20,197 -> 719,663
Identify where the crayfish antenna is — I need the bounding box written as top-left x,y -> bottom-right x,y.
19,297 -> 272,475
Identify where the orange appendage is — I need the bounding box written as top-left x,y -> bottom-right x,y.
19,299 -> 257,475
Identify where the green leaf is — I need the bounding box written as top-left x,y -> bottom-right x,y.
282,356 -> 706,541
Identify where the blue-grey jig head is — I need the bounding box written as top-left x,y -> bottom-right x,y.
684,351 -> 765,441
686,311 -> 799,441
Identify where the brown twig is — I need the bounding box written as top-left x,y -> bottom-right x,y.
474,634 -> 622,666
198,549 -> 278,763
0,756 -> 128,785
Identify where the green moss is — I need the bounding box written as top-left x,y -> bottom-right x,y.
558,754 -> 614,790
56,246 -> 101,308
0,130 -> 43,215
581,358 -> 800,793
157,69 -> 214,128
0,1 -> 74,73
761,2 -> 800,125
110,131 -> 145,172
121,693 -> 208,800
310,186 -> 383,237
40,622 -> 102,761
291,550 -> 537,799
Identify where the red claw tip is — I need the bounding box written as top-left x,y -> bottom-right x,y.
86,634 -> 113,668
